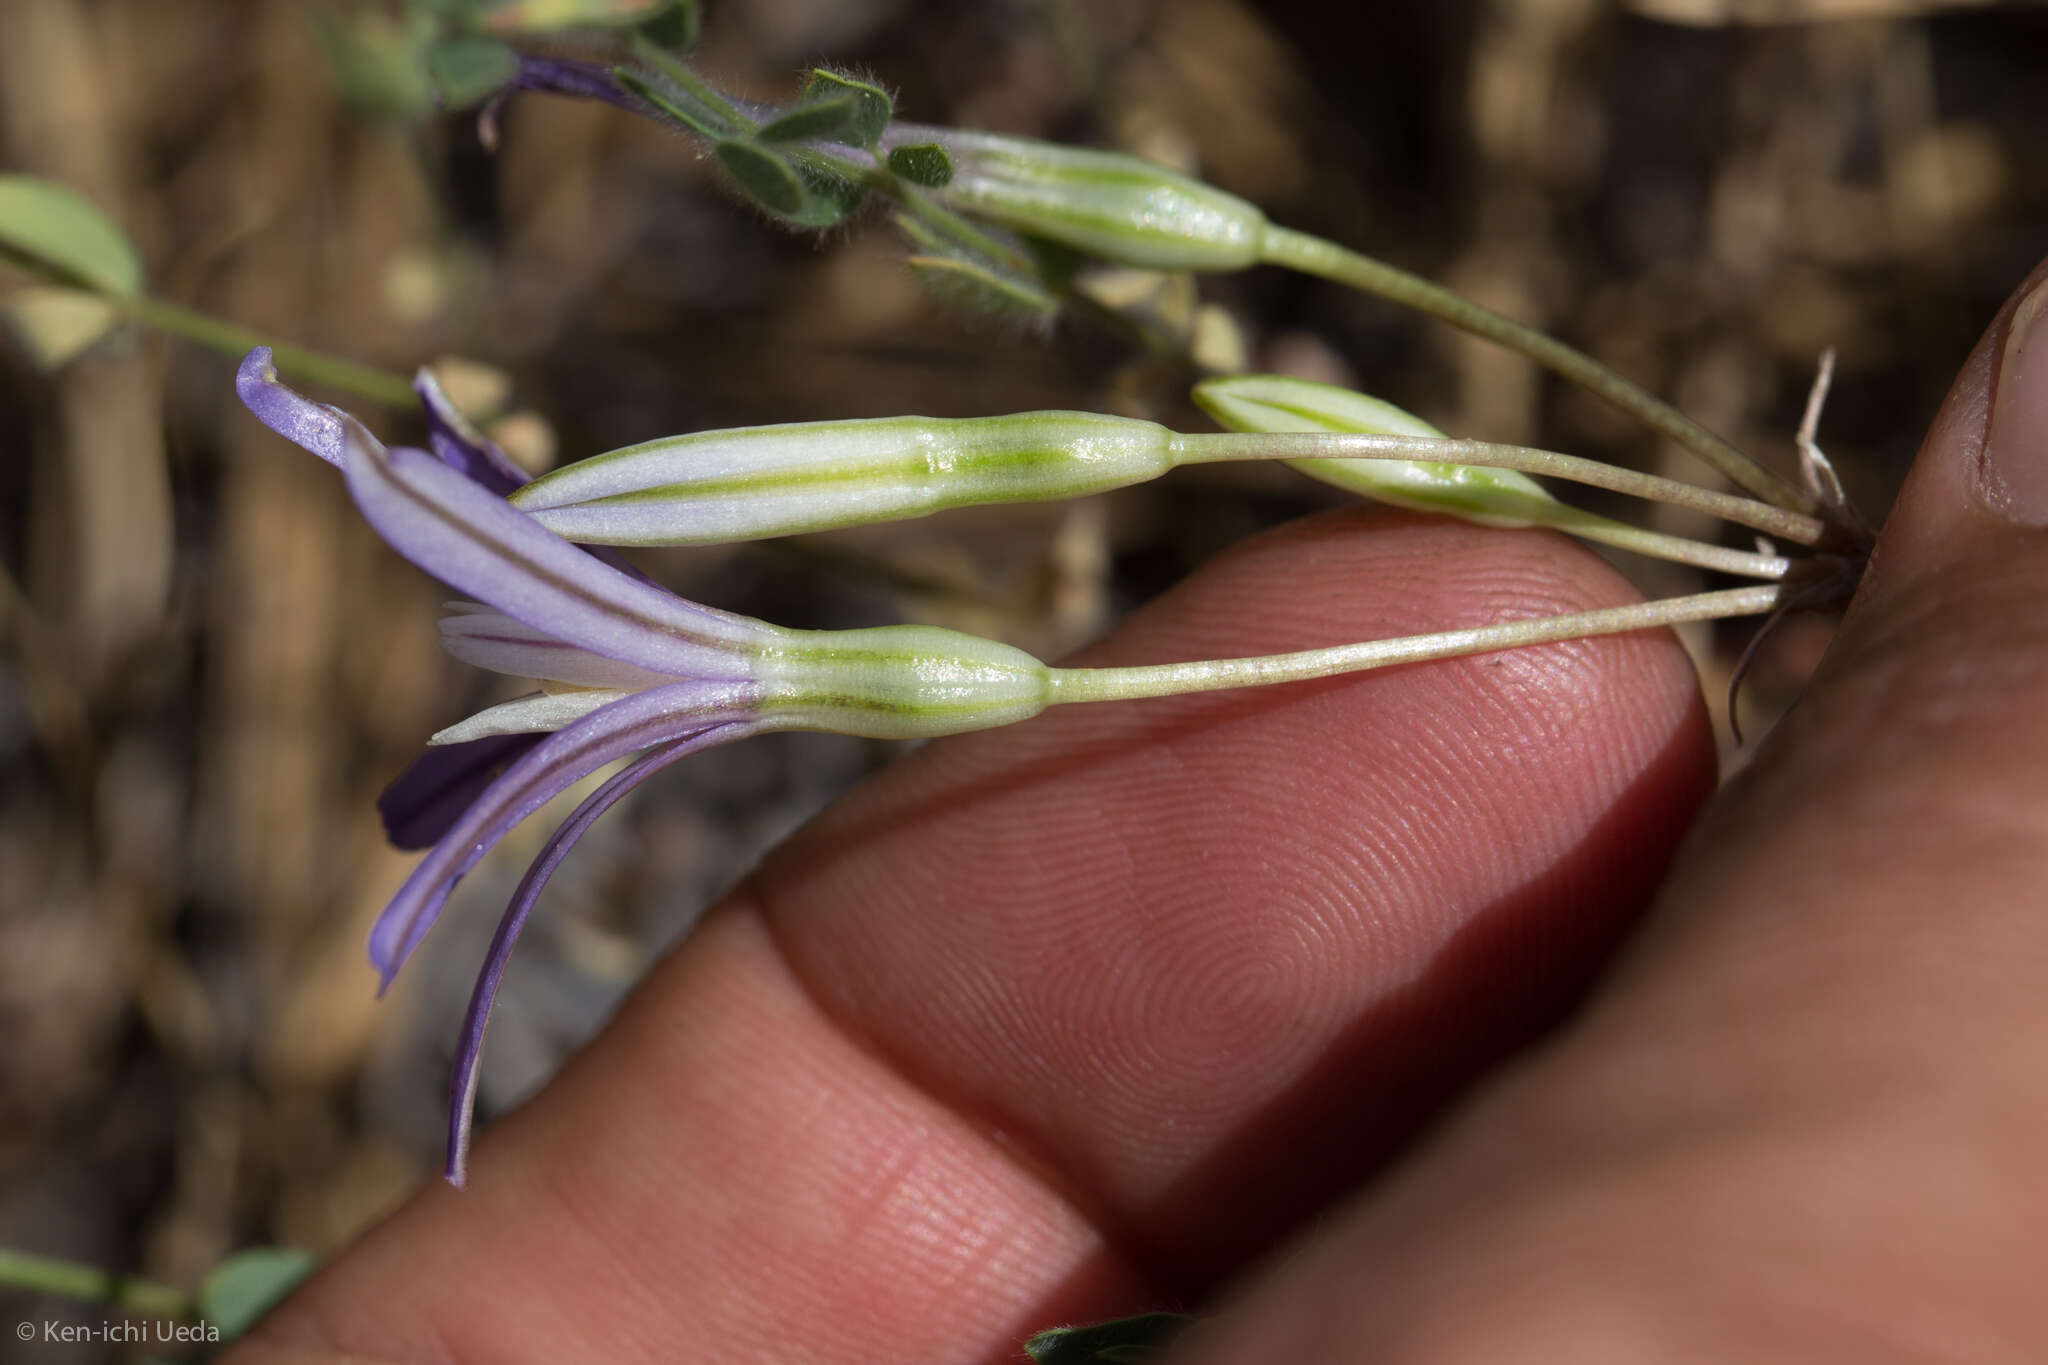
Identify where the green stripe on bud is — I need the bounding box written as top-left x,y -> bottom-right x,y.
767,623 -> 1051,737
512,410 -> 1179,545
1193,374 -> 1579,529
896,127 -> 1269,272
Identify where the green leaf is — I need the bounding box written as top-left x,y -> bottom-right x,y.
715,149 -> 865,229
758,97 -> 871,146
614,66 -> 738,139
637,0 -> 701,49
1024,1313 -> 1195,1363
426,35 -> 519,107
784,162 -> 866,228
887,141 -> 953,187
715,140 -> 807,216
796,70 -> 892,147
0,175 -> 143,297
905,253 -> 1057,323
1,286 -> 125,370
197,1248 -> 317,1342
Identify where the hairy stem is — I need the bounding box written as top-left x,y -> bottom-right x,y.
1047,584 -> 1782,704
1257,226 -> 1815,516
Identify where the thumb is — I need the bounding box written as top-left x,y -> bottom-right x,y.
1171,258 -> 2048,1362
1663,252 -> 2048,930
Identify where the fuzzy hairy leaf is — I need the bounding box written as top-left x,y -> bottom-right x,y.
905,253 -> 1057,321
614,66 -> 738,139
797,69 -> 892,146
716,140 -> 808,215
758,96 -> 872,146
887,141 -> 954,187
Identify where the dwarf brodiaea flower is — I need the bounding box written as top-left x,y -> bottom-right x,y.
237,349 -> 1050,1183
237,346 -> 1789,1186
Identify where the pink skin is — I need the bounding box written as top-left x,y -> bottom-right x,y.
230,259 -> 2048,1363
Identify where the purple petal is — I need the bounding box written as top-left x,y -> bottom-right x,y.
413,374 -> 658,584
236,348 -> 345,468
511,55 -> 643,111
339,420 -> 773,677
444,721 -> 753,1186
415,368 -> 533,496
368,680 -> 764,986
438,610 -> 679,691
379,733 -> 543,851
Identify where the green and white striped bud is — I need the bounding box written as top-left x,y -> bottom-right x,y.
887,126 -> 1270,272
511,410 -> 1180,545
1191,374 -> 1796,579
1192,373 -> 1583,529
766,623 -> 1052,739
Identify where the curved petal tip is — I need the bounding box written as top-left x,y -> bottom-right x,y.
240,347 -> 350,470
236,348 -> 347,468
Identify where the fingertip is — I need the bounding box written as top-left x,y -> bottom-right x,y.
1855,253 -> 2048,602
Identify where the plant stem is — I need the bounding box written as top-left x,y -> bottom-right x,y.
1047,584 -> 1782,704
1513,514 -> 1787,579
1256,225 -> 1816,517
118,294 -> 418,410
0,1247 -> 192,1320
1172,431 -> 1827,546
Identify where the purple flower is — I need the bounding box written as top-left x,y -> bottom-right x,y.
236,350 -> 1051,1183
241,351 -> 789,1180
472,51 -> 766,149
475,55 -> 648,149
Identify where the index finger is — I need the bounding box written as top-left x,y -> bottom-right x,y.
231,509 -> 1716,1365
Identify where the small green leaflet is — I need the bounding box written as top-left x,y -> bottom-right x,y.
1024,1312 -> 1195,1363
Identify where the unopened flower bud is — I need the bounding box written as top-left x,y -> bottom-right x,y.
511,409 -> 1180,545
766,624 -> 1051,738
1193,373 -> 1572,528
888,126 -> 1270,273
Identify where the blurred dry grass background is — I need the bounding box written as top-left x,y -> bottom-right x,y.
1,0 -> 2044,1355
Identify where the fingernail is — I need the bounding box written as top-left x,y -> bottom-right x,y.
1984,277 -> 2048,525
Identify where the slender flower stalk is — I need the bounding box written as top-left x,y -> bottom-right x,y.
1189,432 -> 1814,551
1045,585 -> 1782,704
238,348 -> 1786,1185
1250,227 -> 1816,514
